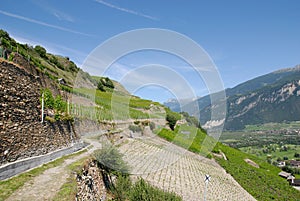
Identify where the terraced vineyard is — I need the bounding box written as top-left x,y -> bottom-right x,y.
118,136 -> 256,201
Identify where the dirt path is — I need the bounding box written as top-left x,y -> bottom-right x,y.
5,136 -> 103,201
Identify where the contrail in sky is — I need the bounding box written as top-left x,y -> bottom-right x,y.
0,10 -> 93,37
95,0 -> 159,21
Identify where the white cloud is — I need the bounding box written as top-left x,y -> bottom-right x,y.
0,10 -> 92,36
95,0 -> 159,21
118,64 -> 198,99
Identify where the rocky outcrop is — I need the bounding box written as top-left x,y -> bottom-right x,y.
76,159 -> 106,200
0,59 -> 77,165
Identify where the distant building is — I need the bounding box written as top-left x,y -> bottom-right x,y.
289,179 -> 300,187
290,160 -> 300,168
287,175 -> 295,181
278,171 -> 291,179
277,161 -> 286,167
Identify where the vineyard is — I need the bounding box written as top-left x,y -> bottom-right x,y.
70,87 -> 165,120
118,136 -> 256,201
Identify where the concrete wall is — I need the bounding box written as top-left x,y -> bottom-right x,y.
0,142 -> 87,180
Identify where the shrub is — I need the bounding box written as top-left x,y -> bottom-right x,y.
149,122 -> 155,130
8,53 -> 14,61
54,113 -> 61,121
112,174 -> 132,200
94,145 -> 129,174
129,125 -> 142,133
45,116 -> 56,123
42,89 -> 54,109
54,95 -> 67,112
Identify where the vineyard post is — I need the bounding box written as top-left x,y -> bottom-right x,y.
41,92 -> 44,123
203,174 -> 211,201
67,99 -> 70,114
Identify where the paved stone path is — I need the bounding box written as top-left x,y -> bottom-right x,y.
118,136 -> 257,201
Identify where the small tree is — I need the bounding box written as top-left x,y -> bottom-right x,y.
165,108 -> 181,130
97,81 -> 105,92
166,112 -> 180,130
34,45 -> 47,58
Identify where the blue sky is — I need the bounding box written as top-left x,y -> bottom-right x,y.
0,0 -> 299,102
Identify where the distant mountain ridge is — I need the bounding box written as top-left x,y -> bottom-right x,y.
165,64 -> 300,130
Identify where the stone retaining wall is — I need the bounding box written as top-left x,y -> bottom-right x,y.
0,60 -> 78,165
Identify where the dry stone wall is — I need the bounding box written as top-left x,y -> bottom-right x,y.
0,60 -> 77,165
76,159 -> 106,200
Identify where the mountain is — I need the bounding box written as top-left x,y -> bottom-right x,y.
166,65 -> 300,131
163,97 -> 200,112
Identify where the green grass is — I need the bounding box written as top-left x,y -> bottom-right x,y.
157,124 -> 215,156
52,157 -> 89,201
70,88 -> 164,121
220,129 -> 300,148
0,150 -> 86,201
240,144 -> 300,161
